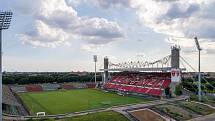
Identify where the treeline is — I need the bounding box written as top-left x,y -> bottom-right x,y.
182,77 -> 215,93
3,72 -> 102,85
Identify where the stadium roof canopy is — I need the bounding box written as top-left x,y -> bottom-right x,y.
100,67 -> 186,72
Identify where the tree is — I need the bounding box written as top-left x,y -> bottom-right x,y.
2,77 -> 15,84
165,87 -> 171,97
175,84 -> 183,96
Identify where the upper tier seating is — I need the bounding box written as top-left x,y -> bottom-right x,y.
104,72 -> 171,96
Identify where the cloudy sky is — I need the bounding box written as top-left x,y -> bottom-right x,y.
1,0 -> 215,72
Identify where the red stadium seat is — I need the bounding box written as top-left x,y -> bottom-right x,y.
61,84 -> 74,90
26,85 -> 43,92
148,89 -> 162,96
104,72 -> 171,96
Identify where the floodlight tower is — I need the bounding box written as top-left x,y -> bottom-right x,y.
194,36 -> 202,101
0,11 -> 13,121
93,55 -> 97,84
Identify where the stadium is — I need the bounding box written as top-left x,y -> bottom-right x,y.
2,46 -> 215,121
1,1 -> 215,120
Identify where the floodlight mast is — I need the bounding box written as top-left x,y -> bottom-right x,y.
93,55 -> 97,85
0,11 -> 13,121
0,26 -> 1,121
194,36 -> 202,102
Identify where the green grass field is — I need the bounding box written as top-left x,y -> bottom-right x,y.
19,89 -> 147,115
59,111 -> 129,121
27,111 -> 129,121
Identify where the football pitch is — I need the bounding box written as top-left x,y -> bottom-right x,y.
19,89 -> 148,115
35,111 -> 129,121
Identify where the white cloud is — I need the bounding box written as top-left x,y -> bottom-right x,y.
89,0 -> 130,8
20,20 -> 70,48
65,0 -> 83,8
12,0 -> 124,48
92,0 -> 215,54
129,0 -> 215,54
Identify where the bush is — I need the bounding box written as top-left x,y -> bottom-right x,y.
175,84 -> 182,96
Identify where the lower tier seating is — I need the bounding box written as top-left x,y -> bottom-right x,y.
25,85 -> 43,92
103,72 -> 171,96
61,84 -> 74,90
